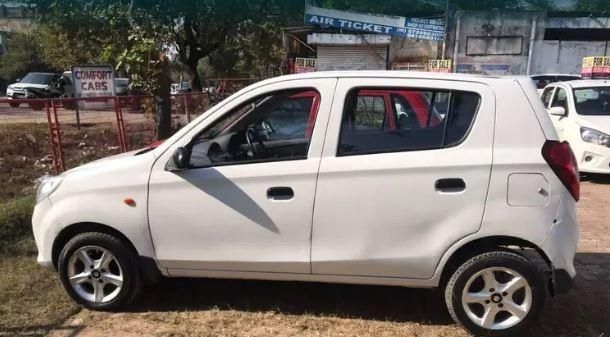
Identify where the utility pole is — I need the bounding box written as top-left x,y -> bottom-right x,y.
441,0 -> 450,59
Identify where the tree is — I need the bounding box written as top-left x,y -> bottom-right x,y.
0,32 -> 50,87
575,0 -> 610,12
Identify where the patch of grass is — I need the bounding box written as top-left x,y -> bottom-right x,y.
0,197 -> 79,336
0,196 -> 36,257
0,256 -> 79,336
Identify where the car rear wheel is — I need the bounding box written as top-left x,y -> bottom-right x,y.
445,250 -> 546,336
58,232 -> 141,310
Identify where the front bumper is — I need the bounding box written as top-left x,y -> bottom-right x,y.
31,198 -> 55,269
572,142 -> 610,174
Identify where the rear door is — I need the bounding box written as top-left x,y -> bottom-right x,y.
311,77 -> 495,279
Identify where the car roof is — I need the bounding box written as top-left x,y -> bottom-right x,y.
27,72 -> 57,75
252,71 -> 529,87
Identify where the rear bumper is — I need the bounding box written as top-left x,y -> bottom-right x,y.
540,191 -> 578,280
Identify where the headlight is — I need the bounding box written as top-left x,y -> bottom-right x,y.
36,176 -> 63,203
580,127 -> 610,147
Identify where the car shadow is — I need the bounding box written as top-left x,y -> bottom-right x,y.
122,252 -> 610,335
127,278 -> 453,326
176,167 -> 279,234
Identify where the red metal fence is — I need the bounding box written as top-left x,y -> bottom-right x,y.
0,92 -> 212,174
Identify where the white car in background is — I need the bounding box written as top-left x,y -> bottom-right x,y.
6,72 -> 61,107
541,80 -> 610,174
531,74 -> 581,94
33,72 -> 579,336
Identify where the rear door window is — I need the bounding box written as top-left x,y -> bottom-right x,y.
338,88 -> 480,156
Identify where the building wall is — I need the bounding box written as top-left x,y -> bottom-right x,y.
388,37 -> 440,67
450,11 -> 541,75
530,16 -> 610,75
531,41 -> 610,75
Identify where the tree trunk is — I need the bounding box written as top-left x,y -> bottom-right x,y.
191,67 -> 203,91
156,56 -> 172,140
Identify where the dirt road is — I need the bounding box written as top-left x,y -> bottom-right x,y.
47,179 -> 610,337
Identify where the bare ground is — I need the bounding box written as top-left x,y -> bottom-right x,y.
42,179 -> 610,337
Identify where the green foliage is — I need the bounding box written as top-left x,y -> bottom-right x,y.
0,33 -> 49,87
575,0 -> 610,11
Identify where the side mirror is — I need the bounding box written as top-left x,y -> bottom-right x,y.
166,147 -> 190,171
15,78 -> 20,83
549,106 -> 566,117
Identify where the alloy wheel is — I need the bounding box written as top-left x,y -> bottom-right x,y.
461,267 -> 533,330
66,245 -> 124,303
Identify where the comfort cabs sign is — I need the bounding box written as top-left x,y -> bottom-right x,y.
71,65 -> 116,98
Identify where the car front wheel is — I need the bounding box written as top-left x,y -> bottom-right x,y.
445,250 -> 546,336
58,232 -> 141,310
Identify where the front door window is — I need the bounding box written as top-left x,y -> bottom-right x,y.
189,89 -> 320,167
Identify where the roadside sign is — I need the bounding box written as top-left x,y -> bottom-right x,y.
582,56 -> 610,79
304,4 -> 445,41
428,59 -> 452,73
295,57 -> 317,73
71,65 -> 116,98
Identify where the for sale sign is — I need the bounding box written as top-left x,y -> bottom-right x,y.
71,65 -> 116,98
295,58 -> 317,73
582,56 -> 610,79
428,59 -> 452,73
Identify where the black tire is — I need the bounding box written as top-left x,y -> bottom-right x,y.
58,232 -> 141,310
444,250 -> 546,337
9,102 -> 20,108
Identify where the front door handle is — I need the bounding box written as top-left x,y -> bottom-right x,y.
267,187 -> 294,200
435,178 -> 466,193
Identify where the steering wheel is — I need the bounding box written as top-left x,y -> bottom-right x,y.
245,127 -> 267,158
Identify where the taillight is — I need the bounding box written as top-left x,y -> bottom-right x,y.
541,140 -> 580,201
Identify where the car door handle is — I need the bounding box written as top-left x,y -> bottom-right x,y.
435,178 -> 466,193
267,187 -> 294,200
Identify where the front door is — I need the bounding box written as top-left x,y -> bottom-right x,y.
148,79 -> 336,273
312,78 -> 495,279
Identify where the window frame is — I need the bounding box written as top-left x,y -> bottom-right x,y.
336,87 -> 481,157
185,87 -> 322,169
550,86 -> 569,114
541,86 -> 556,108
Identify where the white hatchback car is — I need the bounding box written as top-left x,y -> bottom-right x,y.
541,80 -> 610,174
33,71 -> 579,336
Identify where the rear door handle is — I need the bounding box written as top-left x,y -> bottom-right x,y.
267,187 -> 294,200
435,178 -> 466,193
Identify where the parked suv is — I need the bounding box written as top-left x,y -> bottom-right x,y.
33,72 -> 579,336
541,80 -> 610,174
6,72 -> 61,107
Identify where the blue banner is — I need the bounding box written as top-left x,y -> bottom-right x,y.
304,6 -> 445,41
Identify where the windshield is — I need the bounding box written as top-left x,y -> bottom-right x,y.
574,87 -> 610,116
20,73 -> 56,85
